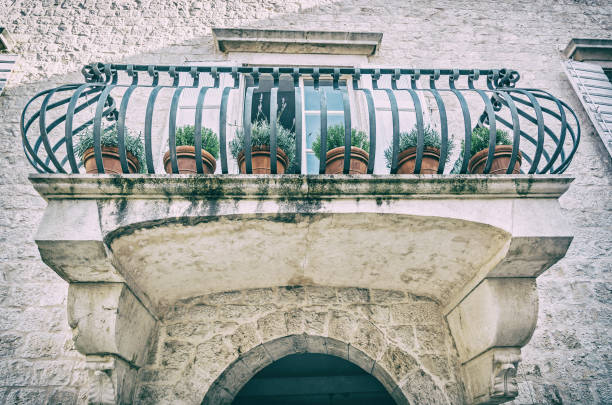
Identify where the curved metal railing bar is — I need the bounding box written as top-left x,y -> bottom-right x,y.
373,69 -> 400,174
21,64 -> 578,176
219,67 -> 239,174
314,69 -> 328,175
352,68 -> 376,174
292,68 -> 303,174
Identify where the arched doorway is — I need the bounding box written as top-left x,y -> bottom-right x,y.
233,353 -> 397,405
201,335 -> 411,405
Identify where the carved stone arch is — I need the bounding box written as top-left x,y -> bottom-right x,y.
200,334 -> 414,405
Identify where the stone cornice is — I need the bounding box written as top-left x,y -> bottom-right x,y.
212,28 -> 383,55
563,38 -> 612,63
30,174 -> 574,200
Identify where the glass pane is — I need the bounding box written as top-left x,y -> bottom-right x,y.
304,85 -> 346,111
325,86 -> 344,111
305,114 -> 319,149
304,86 -> 319,111
306,152 -> 319,174
305,114 -> 345,148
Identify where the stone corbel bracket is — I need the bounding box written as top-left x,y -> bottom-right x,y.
35,199 -> 157,404
67,283 -> 156,404
447,279 -> 537,404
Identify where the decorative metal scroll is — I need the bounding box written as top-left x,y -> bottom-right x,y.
21,63 -> 580,175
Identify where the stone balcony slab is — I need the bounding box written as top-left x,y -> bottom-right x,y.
31,174 -> 572,313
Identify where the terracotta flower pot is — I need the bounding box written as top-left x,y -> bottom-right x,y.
237,145 -> 289,174
468,145 -> 522,174
396,147 -> 441,174
163,145 -> 216,174
324,146 -> 369,174
82,146 -> 140,174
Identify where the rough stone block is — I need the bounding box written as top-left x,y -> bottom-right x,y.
256,311 -> 287,341
161,340 -> 194,369
0,360 -> 31,386
4,388 -> 47,405
303,334 -> 327,354
0,333 -> 22,357
418,354 -> 451,381
195,335 -> 237,378
372,361 -> 400,396
284,308 -> 305,335
17,333 -> 65,359
390,302 -> 442,326
377,345 -> 419,383
305,286 -> 337,305
351,319 -> 385,360
337,287 -> 370,303
229,323 -> 261,355
350,304 -> 391,324
348,344 -> 375,373
370,289 -> 407,304
215,359 -> 251,396
328,310 -> 356,342
325,336 -> 349,360
401,369 -> 448,405
277,286 -> 306,304
165,321 -> 214,339
390,386 -> 411,405
415,324 -> 447,354
200,382 -> 233,405
47,389 -> 78,405
263,334 -> 306,361
239,344 -> 273,375
302,310 -> 327,335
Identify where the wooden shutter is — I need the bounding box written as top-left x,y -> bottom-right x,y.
563,59 -> 612,157
0,54 -> 18,96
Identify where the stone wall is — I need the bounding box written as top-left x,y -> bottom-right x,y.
139,286 -> 462,404
0,0 -> 611,404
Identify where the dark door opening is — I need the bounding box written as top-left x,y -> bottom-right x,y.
233,353 -> 397,405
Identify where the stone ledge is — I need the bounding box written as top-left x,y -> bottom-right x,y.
563,38 -> 612,63
29,174 -> 574,200
212,28 -> 383,55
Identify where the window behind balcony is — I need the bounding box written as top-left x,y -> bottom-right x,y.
244,75 -> 348,174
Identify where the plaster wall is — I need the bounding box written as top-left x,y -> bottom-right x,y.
0,0 -> 611,403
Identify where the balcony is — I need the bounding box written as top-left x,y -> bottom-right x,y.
22,64 -> 578,405
22,63 -> 579,175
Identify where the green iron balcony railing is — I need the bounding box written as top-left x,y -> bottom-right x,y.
21,63 -> 580,175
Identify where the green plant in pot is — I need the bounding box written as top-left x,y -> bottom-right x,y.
230,119 -> 296,174
463,127 -> 521,174
164,125 -> 219,174
230,95 -> 297,174
312,124 -> 370,174
383,125 -> 454,174
75,125 -> 145,174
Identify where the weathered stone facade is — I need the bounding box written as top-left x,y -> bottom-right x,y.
0,0 -> 611,404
